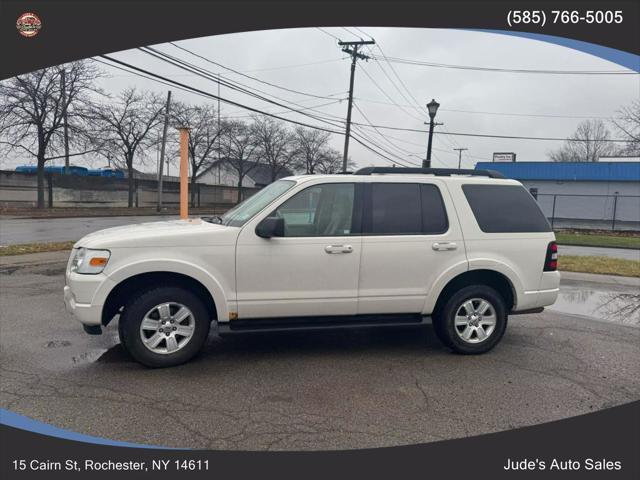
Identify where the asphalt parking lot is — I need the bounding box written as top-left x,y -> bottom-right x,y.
1,253 -> 639,450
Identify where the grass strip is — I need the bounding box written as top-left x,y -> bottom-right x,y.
0,241 -> 75,256
555,232 -> 640,249
560,255 -> 640,278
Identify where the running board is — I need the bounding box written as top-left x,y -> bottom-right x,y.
218,314 -> 430,334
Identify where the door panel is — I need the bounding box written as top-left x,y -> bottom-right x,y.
236,182 -> 362,319
357,181 -> 466,315
236,236 -> 361,318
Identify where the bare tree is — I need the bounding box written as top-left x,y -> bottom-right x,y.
548,119 -> 615,162
251,115 -> 295,182
316,147 -> 352,174
172,102 -> 228,206
89,88 -> 164,207
220,121 -> 260,202
613,100 -> 640,156
0,61 -> 102,207
291,127 -> 332,174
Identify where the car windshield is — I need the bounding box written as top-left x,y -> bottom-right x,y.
220,180 -> 296,227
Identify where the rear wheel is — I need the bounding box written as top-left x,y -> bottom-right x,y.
433,285 -> 507,354
119,286 -> 211,367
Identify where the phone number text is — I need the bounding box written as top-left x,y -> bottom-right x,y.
507,10 -> 623,28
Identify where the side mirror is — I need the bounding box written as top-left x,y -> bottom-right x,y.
255,217 -> 285,238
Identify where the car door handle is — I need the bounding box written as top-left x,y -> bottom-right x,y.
432,242 -> 457,251
324,245 -> 353,254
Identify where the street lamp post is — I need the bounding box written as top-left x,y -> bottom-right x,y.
423,99 -> 440,168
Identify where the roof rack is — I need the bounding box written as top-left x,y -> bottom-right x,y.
353,167 -> 505,179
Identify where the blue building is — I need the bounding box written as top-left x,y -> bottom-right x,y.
475,161 -> 640,230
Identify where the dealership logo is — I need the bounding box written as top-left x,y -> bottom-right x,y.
16,12 -> 42,38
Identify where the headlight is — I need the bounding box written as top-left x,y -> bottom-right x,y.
70,248 -> 110,274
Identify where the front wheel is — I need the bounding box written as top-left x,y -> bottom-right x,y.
433,285 -> 507,354
119,286 -> 211,367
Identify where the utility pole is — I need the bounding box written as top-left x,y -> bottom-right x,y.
453,147 -> 468,169
60,69 -> 70,174
217,73 -> 221,162
338,39 -> 375,172
156,90 -> 172,212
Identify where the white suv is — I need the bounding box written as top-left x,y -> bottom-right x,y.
64,167 -> 560,367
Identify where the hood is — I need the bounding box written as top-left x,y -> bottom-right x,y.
75,218 -> 238,249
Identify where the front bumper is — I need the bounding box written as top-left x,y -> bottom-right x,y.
64,285 -> 103,326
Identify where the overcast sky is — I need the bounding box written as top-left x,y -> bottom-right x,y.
4,27 -> 639,171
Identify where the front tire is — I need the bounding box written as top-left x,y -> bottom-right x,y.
433,285 -> 507,354
119,286 -> 211,367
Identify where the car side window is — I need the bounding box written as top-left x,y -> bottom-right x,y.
369,183 -> 422,234
421,184 -> 449,234
273,183 -> 355,237
365,183 -> 448,235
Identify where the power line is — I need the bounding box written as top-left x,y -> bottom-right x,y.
349,131 -> 418,167
372,42 -> 425,114
169,42 -> 344,100
353,27 -> 375,40
226,99 -> 345,119
355,96 -> 615,120
341,27 -> 361,38
345,123 -> 492,162
139,47 -> 347,126
98,54 -> 409,170
316,27 -> 341,41
369,54 -> 424,116
100,54 -> 344,134
440,108 -> 614,120
368,54 -> 638,75
242,58 -> 344,73
358,62 -> 424,122
352,101 -> 420,156
349,122 -> 630,142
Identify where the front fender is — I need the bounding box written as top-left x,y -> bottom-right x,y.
92,259 -> 230,323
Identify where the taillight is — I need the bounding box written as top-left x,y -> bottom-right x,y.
544,241 -> 558,271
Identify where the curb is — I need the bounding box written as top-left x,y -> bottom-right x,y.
0,250 -> 69,268
560,270 -> 640,287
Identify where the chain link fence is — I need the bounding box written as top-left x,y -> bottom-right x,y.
533,193 -> 640,231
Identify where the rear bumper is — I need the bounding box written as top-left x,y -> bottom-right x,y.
513,270 -> 560,312
514,287 -> 559,312
510,307 -> 544,315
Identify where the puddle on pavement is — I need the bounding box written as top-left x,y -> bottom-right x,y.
71,349 -> 109,364
67,333 -> 124,366
548,287 -> 640,326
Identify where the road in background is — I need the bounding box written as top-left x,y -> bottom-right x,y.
1,253 -> 638,450
0,216 -> 175,245
3,216 -> 640,263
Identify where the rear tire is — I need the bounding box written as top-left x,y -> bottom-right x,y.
119,286 -> 211,367
433,285 -> 507,354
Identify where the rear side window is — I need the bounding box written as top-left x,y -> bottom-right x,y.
365,183 -> 448,235
462,184 -> 551,233
421,184 -> 449,234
